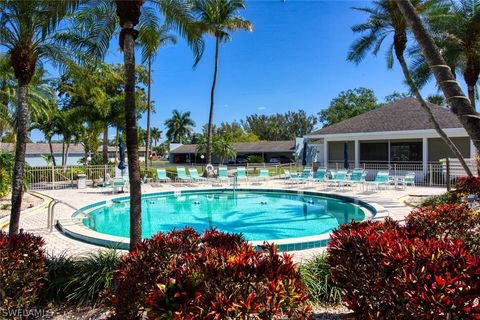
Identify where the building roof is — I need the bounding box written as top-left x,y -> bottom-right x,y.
0,143 -> 145,154
170,140 -> 295,154
309,97 -> 463,136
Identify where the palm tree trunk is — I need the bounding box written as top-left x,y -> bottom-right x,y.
65,143 -> 70,168
206,36 -> 220,169
468,84 -> 476,111
62,142 -> 65,167
115,127 -> 119,163
395,43 -> 473,176
103,125 -> 109,181
48,137 -> 57,167
9,84 -> 28,235
122,22 -> 142,250
103,126 -> 109,165
395,0 -> 480,175
145,56 -> 152,170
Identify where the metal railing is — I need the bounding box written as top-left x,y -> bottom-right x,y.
47,198 -> 94,232
26,165 -> 116,190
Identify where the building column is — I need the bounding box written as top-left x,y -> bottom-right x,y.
323,140 -> 328,168
354,140 -> 360,168
422,137 -> 428,174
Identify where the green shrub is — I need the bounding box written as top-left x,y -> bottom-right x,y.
108,228 -> 311,319
299,254 -> 343,306
421,192 -> 460,206
140,167 -> 156,179
246,155 -> 264,163
65,249 -> 121,306
42,252 -> 76,303
0,232 -> 48,310
0,168 -> 10,197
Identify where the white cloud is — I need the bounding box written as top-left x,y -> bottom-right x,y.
257,106 -> 267,111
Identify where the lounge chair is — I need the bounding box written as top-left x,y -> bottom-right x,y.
236,167 -> 248,183
156,169 -> 171,182
283,169 -> 291,179
348,169 -> 366,190
97,173 -> 113,187
398,171 -> 416,189
189,168 -> 207,183
255,169 -> 270,184
287,168 -> 312,184
328,170 -> 348,189
112,178 -> 127,194
217,166 -> 229,184
176,167 -> 191,183
367,171 -> 390,190
312,168 -> 328,183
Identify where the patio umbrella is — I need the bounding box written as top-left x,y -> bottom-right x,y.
343,142 -> 349,169
118,140 -> 126,174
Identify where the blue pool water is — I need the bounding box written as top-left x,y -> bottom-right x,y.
82,190 -> 368,241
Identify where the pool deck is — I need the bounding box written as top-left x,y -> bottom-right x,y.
2,180 -> 445,262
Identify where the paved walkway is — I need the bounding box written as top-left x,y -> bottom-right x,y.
5,180 -> 445,262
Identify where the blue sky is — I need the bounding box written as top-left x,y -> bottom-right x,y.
34,0 -> 440,142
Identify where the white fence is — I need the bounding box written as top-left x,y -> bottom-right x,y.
24,160 -> 475,190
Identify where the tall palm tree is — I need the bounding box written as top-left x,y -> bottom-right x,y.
394,0 -> 480,173
65,0 -> 204,250
410,0 -> 480,110
191,0 -> 252,167
165,109 -> 195,143
0,0 -> 82,235
348,0 -> 473,176
138,24 -> 176,170
151,127 -> 162,146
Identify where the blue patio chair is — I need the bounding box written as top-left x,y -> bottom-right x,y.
367,171 -> 390,190
217,166 -> 229,184
156,169 -> 171,182
236,167 -> 248,182
398,171 -> 416,189
257,169 -> 270,182
288,168 -> 312,184
312,168 -> 328,183
188,167 -> 207,183
176,167 -> 191,182
348,169 -> 366,190
328,170 -> 348,188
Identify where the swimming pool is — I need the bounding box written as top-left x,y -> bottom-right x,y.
67,189 -> 376,251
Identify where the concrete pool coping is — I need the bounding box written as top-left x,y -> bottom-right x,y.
56,188 -> 382,251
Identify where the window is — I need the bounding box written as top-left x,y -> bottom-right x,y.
360,142 -> 388,162
390,142 -> 422,162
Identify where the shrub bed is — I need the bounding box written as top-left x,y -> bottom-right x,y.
299,254 -> 343,306
0,232 -> 48,310
327,217 -> 480,319
406,203 -> 480,254
108,228 -> 311,319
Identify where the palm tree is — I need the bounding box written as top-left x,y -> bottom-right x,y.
0,1 -> 82,235
151,127 -> 162,146
214,137 -> 236,164
138,24 -> 176,170
348,0 -> 473,176
393,0 -> 480,174
410,0 -> 480,110
165,109 -> 195,143
191,0 -> 252,167
30,104 -> 60,166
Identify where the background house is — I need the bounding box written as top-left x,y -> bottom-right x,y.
0,143 -> 146,166
168,140 -> 296,164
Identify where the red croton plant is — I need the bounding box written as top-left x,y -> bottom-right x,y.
108,228 -> 312,319
327,208 -> 480,320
